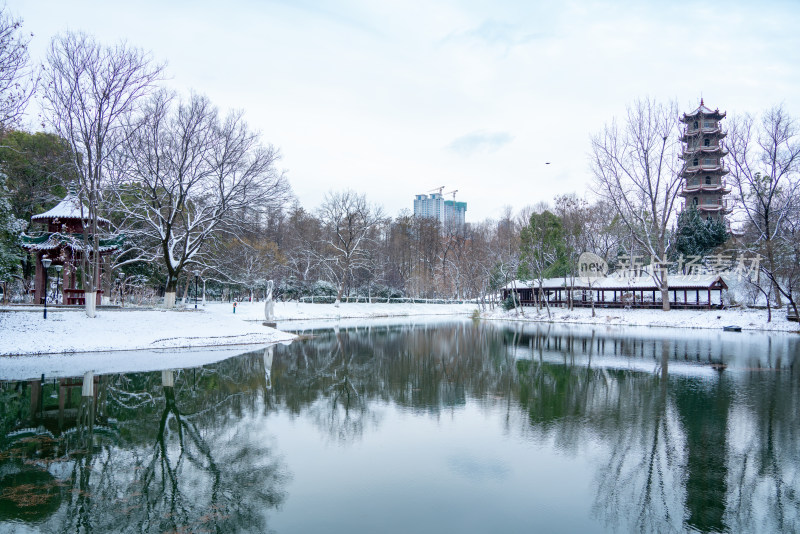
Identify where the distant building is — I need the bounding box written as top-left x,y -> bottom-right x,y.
679,100 -> 732,222
414,193 -> 444,221
413,192 -> 467,226
444,200 -> 467,226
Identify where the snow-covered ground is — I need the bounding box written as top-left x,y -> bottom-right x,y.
1,300 -> 795,360
0,301 -> 477,357
485,305 -> 800,333
223,300 -> 478,322
0,307 -> 295,357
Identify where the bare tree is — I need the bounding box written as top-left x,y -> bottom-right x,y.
42,32 -> 163,316
112,91 -> 289,307
0,7 -> 35,131
727,105 -> 800,316
591,98 -> 683,311
318,190 -> 385,306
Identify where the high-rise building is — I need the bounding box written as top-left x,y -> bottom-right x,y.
678,100 -> 732,221
444,200 -> 467,226
414,193 -> 444,221
413,192 -> 467,226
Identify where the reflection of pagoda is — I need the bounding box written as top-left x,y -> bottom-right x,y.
19,183 -> 123,305
679,100 -> 732,221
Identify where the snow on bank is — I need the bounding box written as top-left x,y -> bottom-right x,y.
0,301 -> 477,358
0,345 -> 290,381
207,300 -> 479,322
0,308 -> 295,357
485,305 -> 800,333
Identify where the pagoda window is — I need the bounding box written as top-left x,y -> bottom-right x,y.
703,121 -> 715,128
693,121 -> 699,129
693,197 -> 698,206
692,158 -> 699,166
703,158 -> 716,165
703,138 -> 710,147
705,176 -> 711,185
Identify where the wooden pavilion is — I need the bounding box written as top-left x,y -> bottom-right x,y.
503,275 -> 728,310
20,184 -> 123,305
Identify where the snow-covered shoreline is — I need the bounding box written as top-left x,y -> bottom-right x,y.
1,300 -> 796,359
483,305 -> 800,333
0,301 -> 478,357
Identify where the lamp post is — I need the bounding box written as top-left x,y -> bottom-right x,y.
194,271 -> 199,309
118,271 -> 125,307
41,258 -> 51,319
55,264 -> 62,305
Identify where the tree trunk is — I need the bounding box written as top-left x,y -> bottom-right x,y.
84,291 -> 97,318
181,277 -> 190,305
335,283 -> 344,307
164,278 -> 178,308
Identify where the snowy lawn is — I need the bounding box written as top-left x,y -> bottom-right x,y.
0,307 -> 295,356
0,301 -> 478,357
486,305 -> 800,333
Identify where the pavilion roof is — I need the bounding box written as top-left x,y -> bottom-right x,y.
505,274 -> 728,291
30,185 -> 111,226
19,232 -> 124,253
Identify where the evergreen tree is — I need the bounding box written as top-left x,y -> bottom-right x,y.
0,172 -> 25,285
672,207 -> 728,260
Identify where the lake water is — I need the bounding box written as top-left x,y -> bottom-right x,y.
1,320 -> 798,533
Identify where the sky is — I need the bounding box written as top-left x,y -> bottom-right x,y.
7,0 -> 800,221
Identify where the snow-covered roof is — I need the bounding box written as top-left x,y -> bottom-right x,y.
503,278 -> 568,290
19,232 -> 123,253
31,186 -> 111,226
593,274 -> 726,290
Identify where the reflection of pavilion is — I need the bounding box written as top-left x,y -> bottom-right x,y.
8,373 -> 109,439
20,183 -> 123,305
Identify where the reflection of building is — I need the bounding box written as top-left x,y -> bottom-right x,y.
19,183 -> 123,305
679,100 -> 732,221
413,192 -> 466,226
675,378 -> 731,533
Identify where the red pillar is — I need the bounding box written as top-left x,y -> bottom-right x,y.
34,253 -> 45,304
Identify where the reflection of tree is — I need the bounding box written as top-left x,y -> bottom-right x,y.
110,374 -> 288,533
591,345 -> 685,533
1,358 -> 290,533
725,362 -> 799,532
513,333 -> 686,533
272,323 -> 517,442
2,324 -> 799,533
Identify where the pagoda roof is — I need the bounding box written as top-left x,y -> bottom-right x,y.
30,185 -> 111,226
19,232 -> 124,253
681,99 -> 726,121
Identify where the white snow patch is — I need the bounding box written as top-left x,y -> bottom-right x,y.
485,305 -> 800,333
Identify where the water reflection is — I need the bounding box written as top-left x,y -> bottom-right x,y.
1,322 -> 798,533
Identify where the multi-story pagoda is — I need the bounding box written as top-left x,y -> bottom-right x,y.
678,99 -> 732,221
20,183 -> 123,305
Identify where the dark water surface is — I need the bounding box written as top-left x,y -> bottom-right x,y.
1,320 -> 798,533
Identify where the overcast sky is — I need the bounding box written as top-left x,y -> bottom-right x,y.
8,0 -> 800,221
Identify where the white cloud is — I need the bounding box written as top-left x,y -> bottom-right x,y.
7,0 -> 800,221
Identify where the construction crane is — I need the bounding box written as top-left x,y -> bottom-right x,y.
427,186 -> 445,195
444,189 -> 458,201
